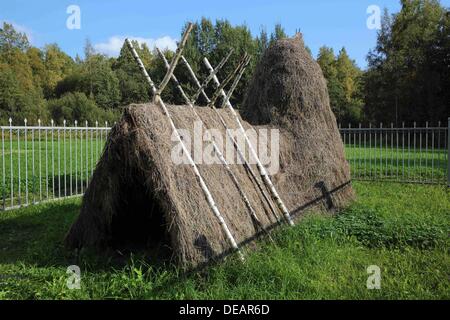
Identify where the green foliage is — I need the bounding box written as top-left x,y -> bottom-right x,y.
0,48 -> 48,124
181,18 -> 292,107
47,92 -> 119,125
112,40 -> 152,105
56,53 -> 121,109
42,44 -> 76,98
317,46 -> 363,124
365,0 -> 449,125
0,22 -> 30,52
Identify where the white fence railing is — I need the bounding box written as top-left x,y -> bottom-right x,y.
339,120 -> 449,186
1,119 -> 111,211
1,118 -> 449,211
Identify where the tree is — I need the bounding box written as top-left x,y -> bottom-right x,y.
317,46 -> 363,124
112,40 -> 153,105
0,22 -> 30,52
182,18 -> 258,107
0,29 -> 48,124
335,48 -> 363,124
0,62 -> 48,124
364,0 -> 449,125
256,27 -> 269,59
270,23 -> 287,44
43,44 -> 75,98
47,92 -> 119,124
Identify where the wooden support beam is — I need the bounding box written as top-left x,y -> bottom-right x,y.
155,23 -> 194,98
156,47 -> 273,241
126,38 -> 245,261
181,56 -> 282,224
204,57 -> 294,226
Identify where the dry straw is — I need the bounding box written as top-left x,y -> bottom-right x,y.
65,33 -> 354,268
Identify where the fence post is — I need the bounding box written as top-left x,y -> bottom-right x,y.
447,117 -> 450,187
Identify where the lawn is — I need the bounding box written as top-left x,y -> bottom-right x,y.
0,181 -> 448,299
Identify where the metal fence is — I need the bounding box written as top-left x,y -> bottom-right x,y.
0,118 -> 449,211
1,119 -> 111,211
339,120 -> 449,185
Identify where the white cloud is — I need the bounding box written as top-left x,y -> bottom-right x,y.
94,35 -> 178,56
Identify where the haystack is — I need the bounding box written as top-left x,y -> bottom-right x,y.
65,35 -> 353,268
242,33 -> 353,217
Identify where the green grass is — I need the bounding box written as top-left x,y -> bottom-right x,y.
346,145 -> 447,183
0,181 -> 448,300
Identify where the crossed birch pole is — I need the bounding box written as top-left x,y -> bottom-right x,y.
203,57 -> 295,226
155,48 -> 272,239
125,26 -> 245,261
180,56 -> 282,224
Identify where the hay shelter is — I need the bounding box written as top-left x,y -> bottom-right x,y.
65,35 -> 353,268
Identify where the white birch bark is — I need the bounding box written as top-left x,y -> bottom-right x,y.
126,39 -> 244,261
204,57 -> 295,226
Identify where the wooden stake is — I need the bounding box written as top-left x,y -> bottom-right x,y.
156,23 -> 194,98
204,57 -> 295,226
191,49 -> 234,103
207,53 -> 249,108
181,56 -> 282,224
126,39 -> 245,261
156,48 -> 273,241
221,55 -> 251,109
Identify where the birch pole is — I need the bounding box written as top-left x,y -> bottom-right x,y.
191,50 -> 234,103
156,48 -> 272,239
221,55 -> 250,109
125,39 -> 244,261
156,23 -> 193,97
204,57 -> 294,226
207,53 -> 250,108
181,55 -> 282,223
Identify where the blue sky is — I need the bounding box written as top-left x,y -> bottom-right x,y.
1,0 -> 449,68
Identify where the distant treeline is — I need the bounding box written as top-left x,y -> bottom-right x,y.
0,0 -> 448,126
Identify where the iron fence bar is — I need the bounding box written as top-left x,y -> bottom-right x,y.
75,121 -> 78,195
80,121 -> 83,194
437,122 -> 441,184
58,123 -> 61,198
9,118 -> 13,207
17,123 -> 21,206
389,122 -> 395,179
45,123 -> 49,200
385,124 -> 388,178
32,125 -> 35,204
38,120 -> 42,201
90,124 -> 93,180
380,123 -> 383,179
419,124 -> 422,183
364,124 -> 367,178
24,119 -> 28,205
447,117 -> 450,187
64,120 -> 67,197
431,123 -> 435,183
425,122 -> 428,183
358,123 -> 362,180
403,122 -> 406,181
2,127 -> 5,210
85,121 -> 88,189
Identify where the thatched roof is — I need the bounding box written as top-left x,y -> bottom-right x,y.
65,35 -> 353,268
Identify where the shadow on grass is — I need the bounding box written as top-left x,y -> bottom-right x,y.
0,199 -> 178,273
